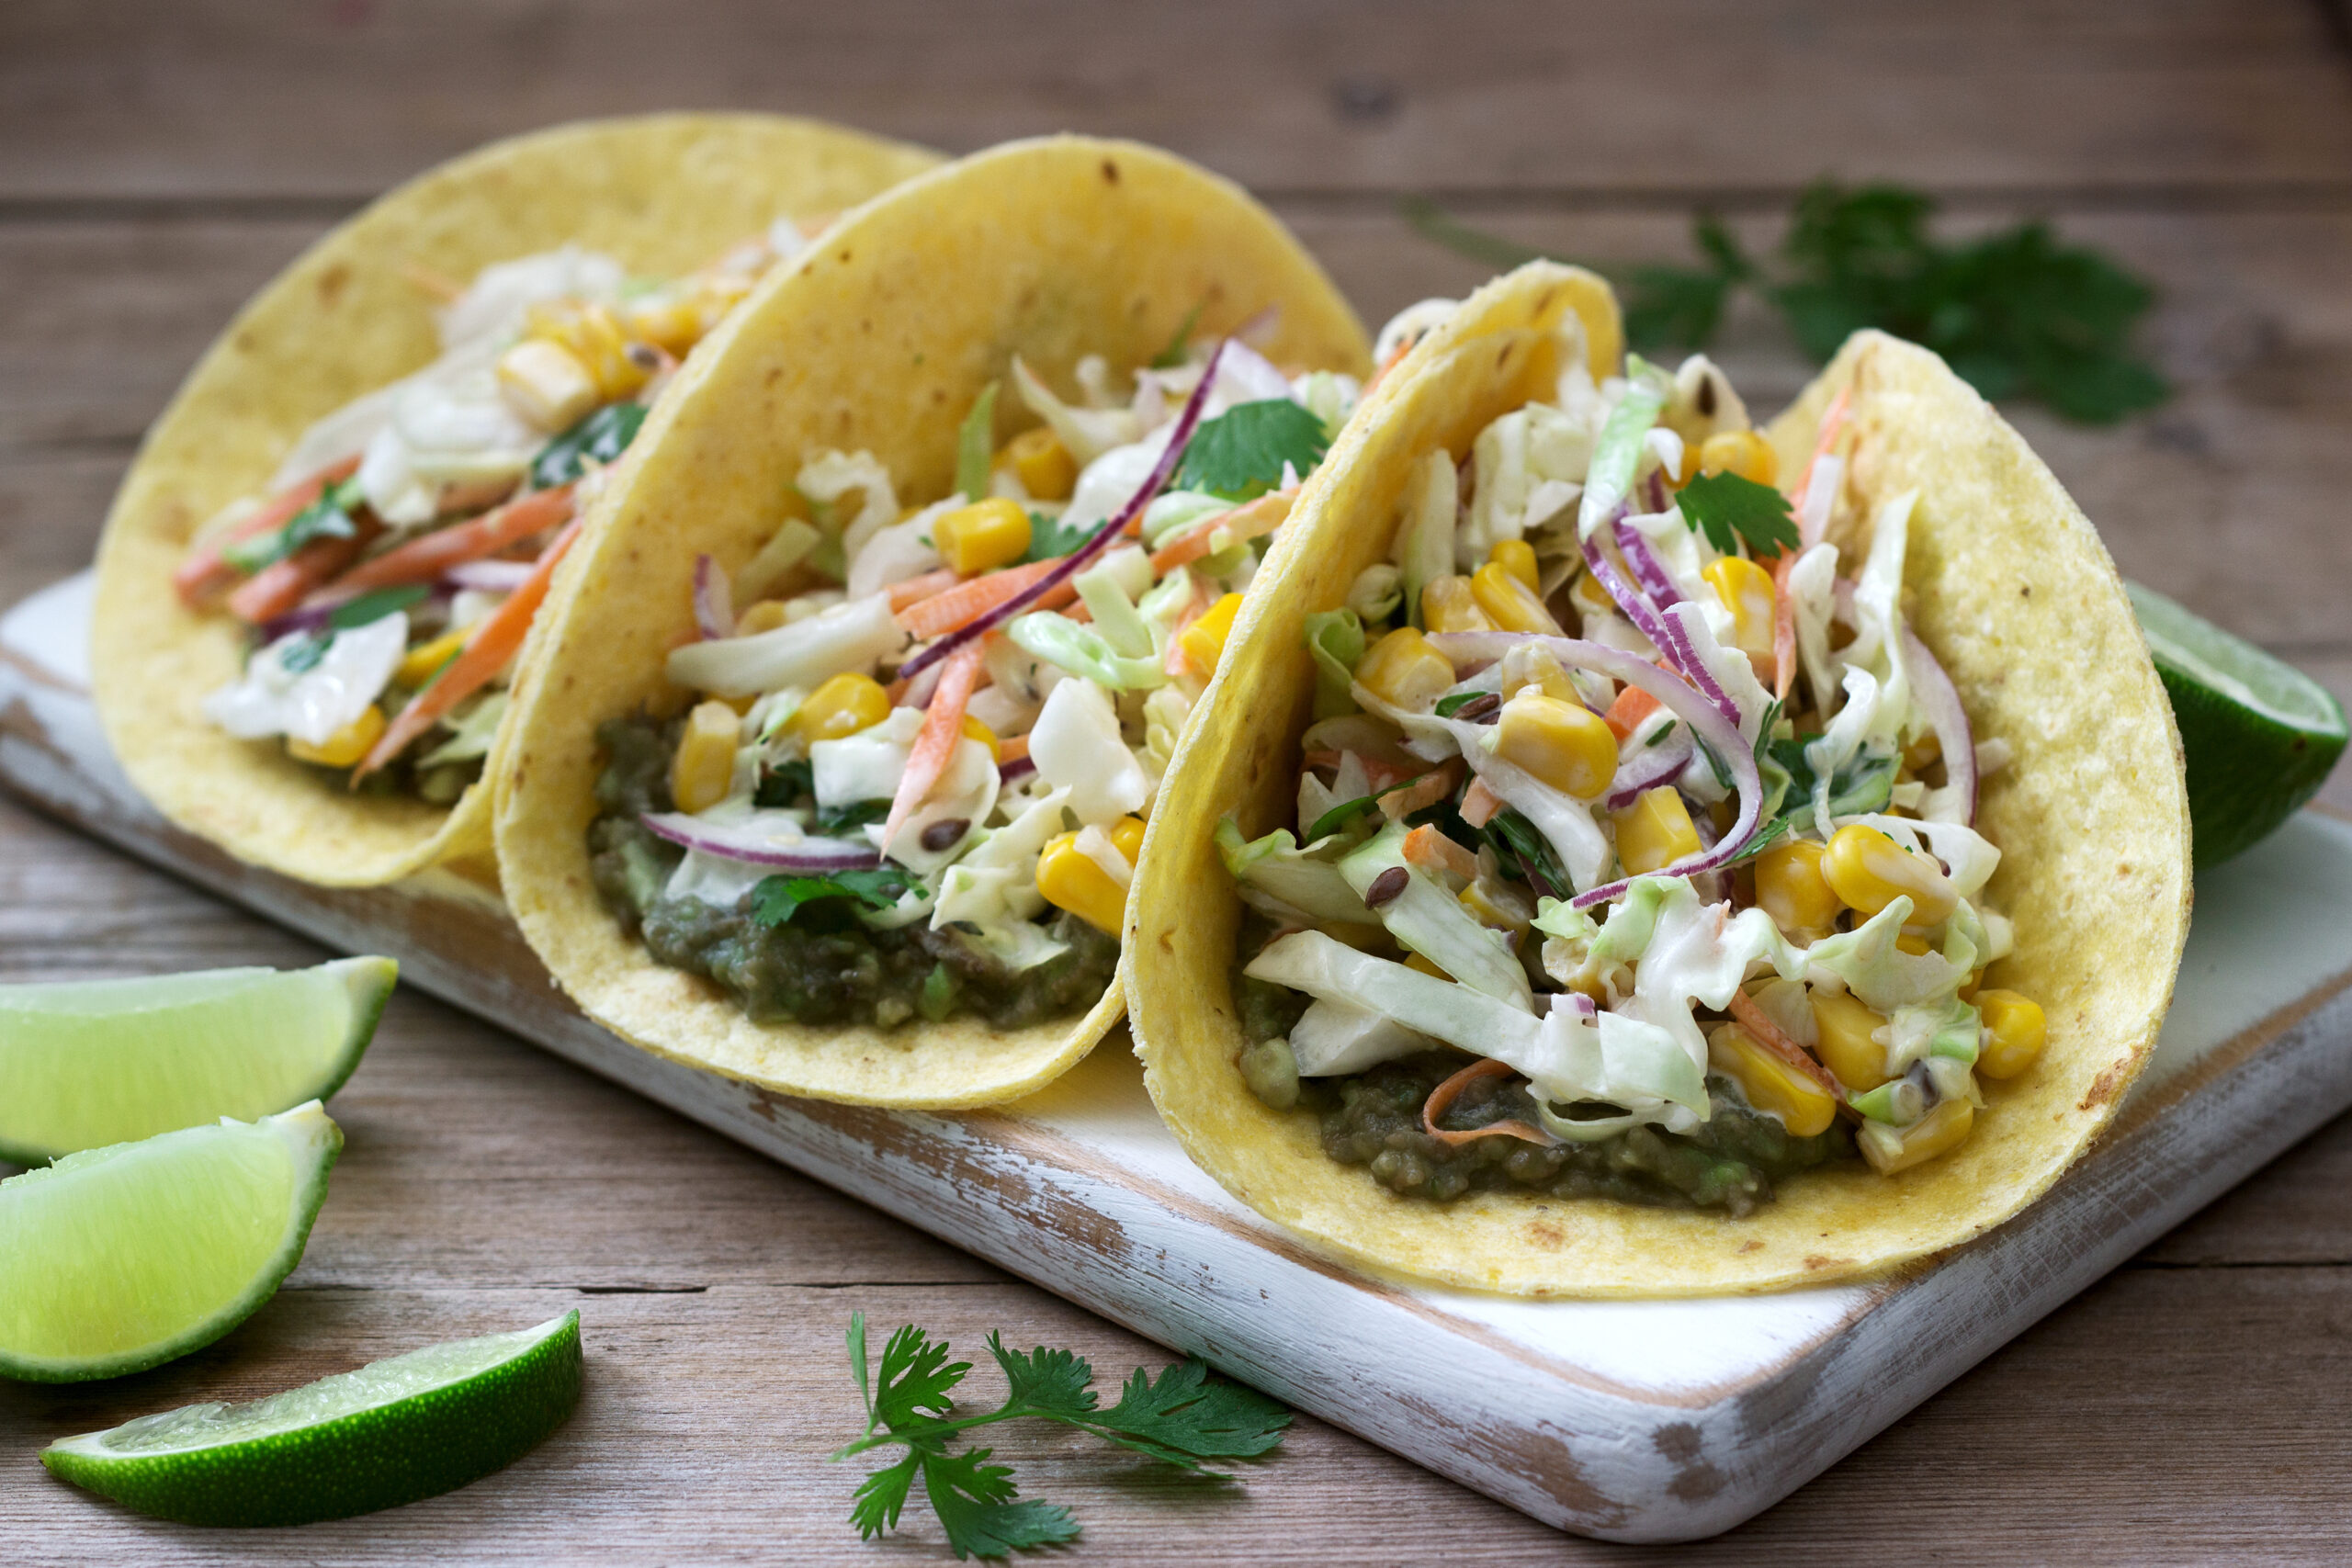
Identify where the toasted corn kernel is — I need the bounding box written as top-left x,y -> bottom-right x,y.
1823,823 -> 1959,923
529,301 -> 650,401
1356,626 -> 1457,712
1757,840 -> 1838,936
1973,989 -> 2047,1079
1470,561 -> 1564,636
287,705 -> 387,769
789,672 -> 891,745
1709,1022 -> 1838,1137
1487,537 -> 1541,593
1494,689 -> 1618,799
1420,574 -> 1496,636
495,339 -> 600,432
670,700 -> 741,815
1178,592 -> 1246,677
1859,1095 -> 1974,1174
1809,988 -> 1891,1091
998,426 -> 1077,502
932,497 -> 1033,576
1611,786 -> 1702,875
1697,429 -> 1779,487
1702,555 -> 1778,669
960,713 -> 1001,762
1037,830 -> 1126,934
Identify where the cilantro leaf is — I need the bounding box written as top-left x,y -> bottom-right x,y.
750,867 -> 917,928
813,798 -> 890,836
277,634 -> 332,674
873,1323 -> 967,1429
1676,470 -> 1800,558
1173,400 -> 1329,502
1432,692 -> 1483,717
956,381 -> 999,502
1019,511 -> 1094,563
222,476 -> 363,574
923,1450 -> 1078,1562
1092,1359 -> 1291,1468
987,1334 -> 1097,1419
849,1450 -> 923,1541
754,758 -> 815,808
328,582 -> 430,629
1149,302 -> 1206,369
530,401 -> 647,490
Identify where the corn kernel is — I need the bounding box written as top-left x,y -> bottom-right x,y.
287,705 -> 386,768
1037,830 -> 1126,934
1709,1022 -> 1838,1137
397,625 -> 472,689
496,339 -> 601,432
960,713 -> 1001,762
1973,989 -> 2046,1079
670,700 -> 741,815
1823,824 -> 1958,923
1356,626 -> 1457,712
1178,592 -> 1246,677
1568,568 -> 1615,623
1702,555 -> 1778,669
1470,561 -> 1564,636
1420,575 -> 1496,636
1810,988 -> 1891,1091
1611,786 -> 1702,875
932,497 -> 1033,576
1494,689 -> 1618,799
734,599 -> 790,637
529,301 -> 650,401
789,672 -> 891,745
1894,932 -> 1931,957
1488,538 -> 1541,593
1109,814 -> 1148,863
1458,876 -> 1534,932
998,426 -> 1077,502
1697,429 -> 1779,487
1904,729 -> 1943,771
1859,1095 -> 1974,1174
1405,951 -> 1449,979
1755,840 -> 1838,936
1498,645 -> 1581,705
622,294 -> 706,356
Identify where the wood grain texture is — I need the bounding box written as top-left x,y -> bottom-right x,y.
3,0 -> 2351,1557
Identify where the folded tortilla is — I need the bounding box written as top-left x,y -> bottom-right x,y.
91,115 -> 941,886
1129,261 -> 2192,1294
492,136 -> 1371,1108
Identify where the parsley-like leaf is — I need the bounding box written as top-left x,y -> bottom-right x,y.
530,401 -> 648,490
1173,400 -> 1329,502
874,1323 -> 967,1428
956,381 -> 999,502
987,1334 -> 1097,1418
924,1451 -> 1078,1561
1019,511 -> 1093,563
1676,470 -> 1800,558
755,757 -> 815,808
850,1450 -> 924,1541
222,476 -> 363,574
328,582 -> 430,630
1092,1359 -> 1291,1468
813,798 -> 891,836
751,867 -> 919,928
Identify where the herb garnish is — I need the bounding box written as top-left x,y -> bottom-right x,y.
1432,691 -> 1484,718
223,476 -> 365,575
754,757 -> 815,809
1405,181 -> 2168,423
955,381 -> 999,502
1173,400 -> 1330,502
833,1313 -> 1289,1560
1676,470 -> 1801,558
1019,512 -> 1095,563
749,868 -> 918,928
1306,767 -> 1436,841
1483,807 -> 1573,898
813,798 -> 892,836
273,583 -> 430,674
530,401 -> 648,489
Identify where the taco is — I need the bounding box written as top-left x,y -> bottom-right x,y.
91,115 -> 941,886
1128,260 -> 2191,1295
492,136 -> 1371,1108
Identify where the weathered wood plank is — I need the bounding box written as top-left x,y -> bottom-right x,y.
3,0 -> 2349,201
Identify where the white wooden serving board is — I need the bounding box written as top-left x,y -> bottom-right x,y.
6,571 -> 2352,1543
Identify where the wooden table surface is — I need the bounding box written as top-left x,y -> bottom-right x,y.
4,3 -> 2350,1560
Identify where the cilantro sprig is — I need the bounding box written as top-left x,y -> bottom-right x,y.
1019,511 -> 1095,563
749,867 -> 918,927
1404,181 -> 2168,423
1173,400 -> 1330,502
1676,470 -> 1800,558
834,1313 -> 1290,1560
222,476 -> 365,575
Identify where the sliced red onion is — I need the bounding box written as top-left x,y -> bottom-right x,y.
1612,517 -> 1684,607
1579,531 -> 1736,728
260,584 -> 448,642
1644,468 -> 1670,514
1430,630 -> 1762,908
897,339 -> 1227,683
1900,626 -> 1977,826
640,812 -> 880,870
441,558 -> 537,592
1603,724 -> 1695,811
692,554 -> 734,641
998,753 -> 1037,786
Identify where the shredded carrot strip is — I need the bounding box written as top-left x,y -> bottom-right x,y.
884,568 -> 960,613
895,558 -> 1069,638
175,456 -> 362,608
355,518 -> 581,780
333,485 -> 575,594
1303,749 -> 1422,792
1770,549 -> 1799,704
998,732 -> 1030,765
1147,490 -> 1292,575
1602,685 -> 1661,741
1422,1058 -> 1555,1148
225,520 -> 379,626
1793,387 -> 1850,547
1402,823 -> 1480,882
1161,579 -> 1217,676
1725,988 -> 1842,1097
882,640 -> 988,847
1378,758 -> 1463,823
1458,774 -> 1506,829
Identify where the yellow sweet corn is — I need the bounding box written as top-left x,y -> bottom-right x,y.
1498,646 -> 1580,705
287,705 -> 386,769
1420,575 -> 1496,636
396,626 -> 471,689
1356,626 -> 1457,712
1470,561 -> 1564,636
1178,592 -> 1246,677
1568,568 -> 1614,623
932,497 -> 1033,576
1756,839 -> 1838,936
1859,1096 -> 1974,1175
1488,537 -> 1541,593
1702,555 -> 1777,670
621,293 -> 706,357
527,301 -> 650,402
670,700 -> 741,815
1696,429 -> 1779,487
1709,1023 -> 1838,1137
495,339 -> 600,433
1405,951 -> 1450,979
1973,989 -> 2047,1079
960,714 -> 1001,762
1611,786 -> 1702,875
998,426 -> 1077,502
1822,823 -> 1958,923
1810,988 -> 1891,1091
1494,689 -> 1618,799
1458,875 -> 1534,933
1037,830 -> 1126,934
1108,815 -> 1148,863
789,672 -> 892,745
734,599 -> 790,637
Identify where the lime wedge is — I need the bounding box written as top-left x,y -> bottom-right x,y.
0,1103 -> 340,1383
42,1309 -> 582,1527
2129,583 -> 2348,867
0,957 -> 395,1165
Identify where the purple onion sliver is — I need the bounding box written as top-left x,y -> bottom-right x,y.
1901,625 -> 1977,826
261,583 -> 449,642
998,754 -> 1037,785
1577,531 -> 1679,655
1649,604 -> 1740,728
692,554 -> 733,641
1612,517 -> 1683,607
897,338 -> 1228,683
1602,728 -> 1695,811
639,812 -> 881,870
1645,468 -> 1669,514
442,558 -> 537,593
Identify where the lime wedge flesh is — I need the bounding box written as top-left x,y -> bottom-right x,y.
43,1309 -> 582,1527
0,1103 -> 340,1383
0,957 -> 395,1165
2130,582 -> 2348,868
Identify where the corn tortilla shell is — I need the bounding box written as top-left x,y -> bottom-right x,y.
493,136 -> 1370,1108
92,115 -> 941,887
1128,261 -> 2191,1294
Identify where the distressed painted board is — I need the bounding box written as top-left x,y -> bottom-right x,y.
5,570 -> 2349,1543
